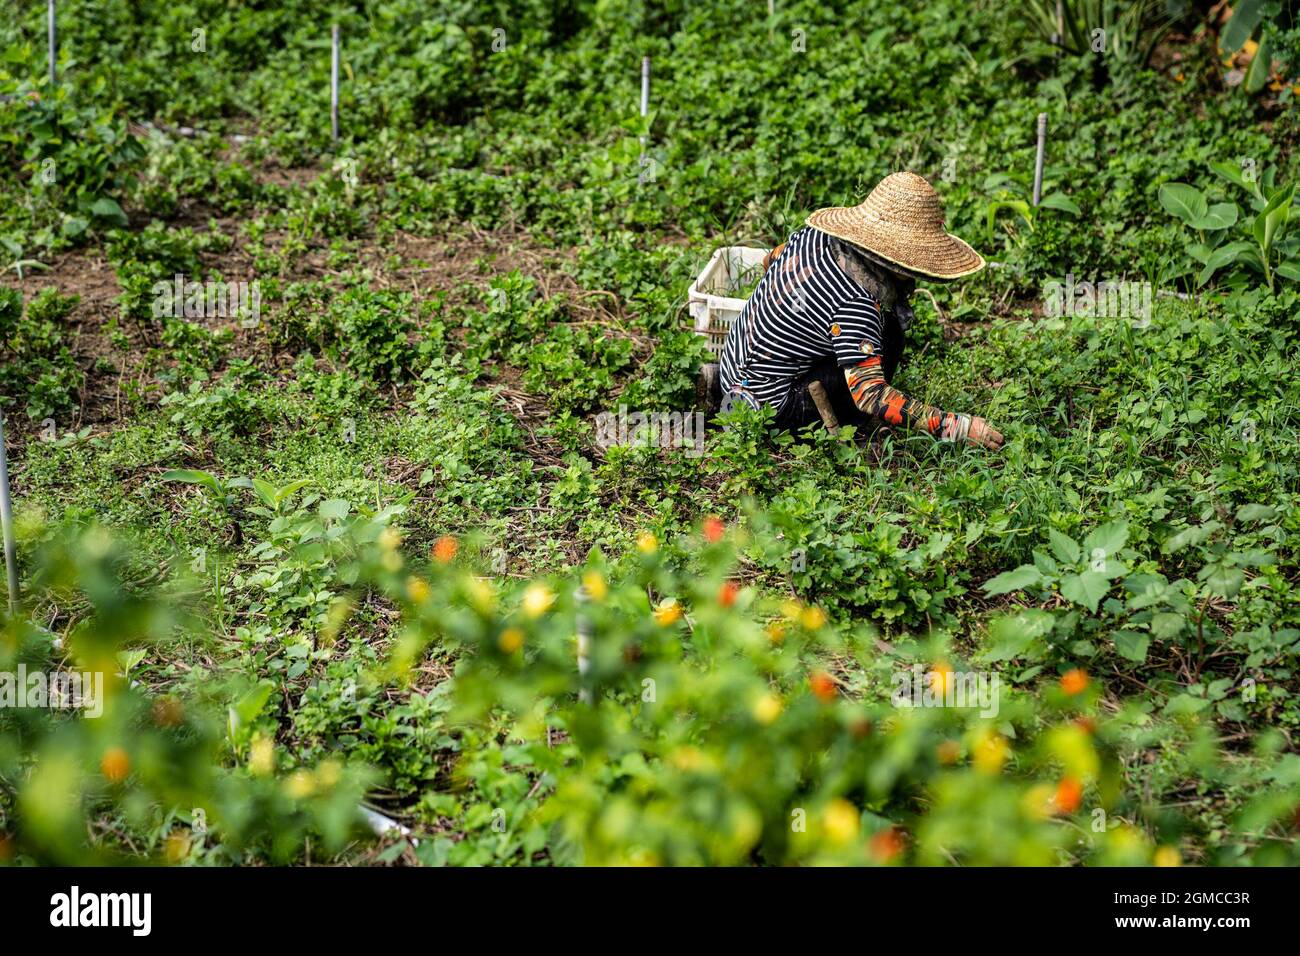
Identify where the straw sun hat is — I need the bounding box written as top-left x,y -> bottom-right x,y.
806,171 -> 984,281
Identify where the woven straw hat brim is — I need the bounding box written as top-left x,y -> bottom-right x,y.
806,171 -> 985,281
806,206 -> 984,280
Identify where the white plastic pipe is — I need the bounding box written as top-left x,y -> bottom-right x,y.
47,0 -> 57,86
640,56 -> 650,118
330,25 -> 340,144
361,807 -> 417,846
639,56 -> 650,159
1032,113 -> 1047,206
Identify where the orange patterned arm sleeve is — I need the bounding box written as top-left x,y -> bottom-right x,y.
844,356 -> 973,442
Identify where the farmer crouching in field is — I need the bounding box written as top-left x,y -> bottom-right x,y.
717,171 -> 1003,450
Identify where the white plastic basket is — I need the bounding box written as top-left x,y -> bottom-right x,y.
687,246 -> 769,356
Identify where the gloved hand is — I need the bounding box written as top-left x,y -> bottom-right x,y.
968,416 -> 1004,450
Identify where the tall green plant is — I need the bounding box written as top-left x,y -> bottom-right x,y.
1020,0 -> 1178,67
1160,164 -> 1299,291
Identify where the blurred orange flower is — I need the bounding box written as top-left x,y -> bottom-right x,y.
1060,668 -> 1089,695
100,747 -> 130,783
870,826 -> 905,862
1054,776 -> 1083,814
432,535 -> 458,563
810,671 -> 837,702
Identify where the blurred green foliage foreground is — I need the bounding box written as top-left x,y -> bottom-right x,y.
2,513 -> 1297,866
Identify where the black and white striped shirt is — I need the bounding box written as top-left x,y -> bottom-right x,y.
719,226 -> 884,412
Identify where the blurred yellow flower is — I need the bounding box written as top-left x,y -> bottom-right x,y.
378,526 -> 402,551
163,832 -> 191,863
284,769 -> 316,800
1046,722 -> 1100,782
1094,823 -> 1153,866
405,575 -> 430,604
930,662 -> 954,697
752,692 -> 783,725
670,746 -> 706,771
1154,846 -> 1182,867
522,583 -> 554,618
973,731 -> 1010,775
636,531 -> 658,554
316,758 -> 343,789
498,627 -> 524,653
1022,783 -> 1056,820
801,606 -> 827,630
824,798 -> 860,845
249,736 -> 275,776
582,570 -> 608,601
466,576 -> 495,613
780,598 -> 803,621
654,599 -> 682,626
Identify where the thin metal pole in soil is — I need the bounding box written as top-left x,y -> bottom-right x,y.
638,55 -> 650,160
1032,113 -> 1047,207
0,414 -> 19,613
47,0 -> 57,86
331,25 -> 340,145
